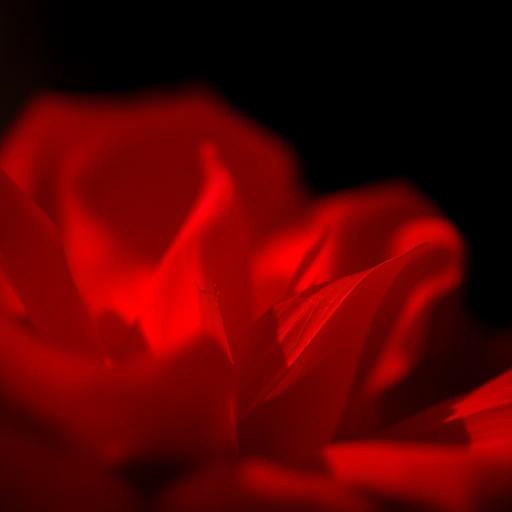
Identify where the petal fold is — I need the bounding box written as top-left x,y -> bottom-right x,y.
322,441 -> 512,511
157,459 -> 370,512
0,318 -> 236,466
238,244 -> 437,457
381,366 -> 512,449
251,181 -> 444,317
0,425 -> 138,511
0,169 -> 96,358
137,143 -> 251,363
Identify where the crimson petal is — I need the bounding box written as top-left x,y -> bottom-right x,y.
238,244 -> 435,457
322,442 -> 512,511
250,181 -> 443,318
0,424 -> 138,511
0,169 -> 96,357
137,144 -> 251,364
157,459 -> 371,512
0,318 -> 236,465
381,365 -> 512,448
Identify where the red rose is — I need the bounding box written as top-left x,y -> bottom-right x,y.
0,90 -> 510,511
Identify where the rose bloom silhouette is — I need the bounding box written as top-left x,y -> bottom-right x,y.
0,90 -> 511,511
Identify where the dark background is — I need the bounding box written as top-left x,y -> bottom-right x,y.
1,4 -> 508,327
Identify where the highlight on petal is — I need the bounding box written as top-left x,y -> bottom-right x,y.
2,90 -> 304,330
4,88 -> 508,511
0,169 -> 97,358
55,89 -> 304,254
250,210 -> 338,319
0,424 -> 138,512
60,179 -> 154,326
238,244 -> 441,457
0,318 -> 236,466
137,143 -> 251,364
250,181 -> 449,318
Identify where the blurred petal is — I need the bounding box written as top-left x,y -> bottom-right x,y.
0,267 -> 25,318
335,217 -> 465,438
381,366 -> 512,449
0,318 -> 236,466
340,329 -> 512,447
157,459 -> 372,512
322,442 -> 512,511
238,244 -> 441,457
364,217 -> 464,393
2,91 -> 301,327
251,187 -> 465,441
0,94 -> 101,222
322,367 -> 512,510
60,190 -> 154,323
1,90 -> 304,330
0,425 -> 138,512
58,89 -> 304,256
251,181 -> 443,317
137,144 -> 251,362
0,169 -> 96,358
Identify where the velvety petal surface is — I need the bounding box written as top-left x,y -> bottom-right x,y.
238,243 -> 458,457
335,216 -> 465,439
0,169 -> 96,358
0,425 -> 138,512
0,318 -> 236,466
0,94 -> 102,221
321,442 -> 512,511
2,88 -> 508,511
157,459 -> 372,512
319,363 -> 512,510
250,181 -> 447,318
135,144 -> 251,364
380,365 -> 512,448
245,183 -> 465,447
0,92 -> 306,331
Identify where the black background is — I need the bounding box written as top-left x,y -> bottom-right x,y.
1,4 -> 508,327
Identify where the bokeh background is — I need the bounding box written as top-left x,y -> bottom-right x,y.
1,3 -> 507,327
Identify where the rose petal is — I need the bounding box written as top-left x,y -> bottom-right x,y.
0,424 -> 138,511
10,91 -> 302,327
249,189 -> 465,443
363,217 -> 464,393
322,442 -> 512,511
238,244 -> 439,457
0,169 -> 97,358
157,459 -> 372,512
339,328 -> 512,446
0,318 -> 236,465
251,181 -> 443,317
2,91 -> 304,329
133,144 -> 251,364
334,217 -> 465,439
322,366 -> 512,510
380,366 -> 512,449
0,94 -> 102,222
59,89 -> 303,250
0,267 -> 25,318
